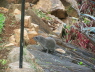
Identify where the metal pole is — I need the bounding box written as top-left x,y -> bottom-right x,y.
19,0 -> 25,68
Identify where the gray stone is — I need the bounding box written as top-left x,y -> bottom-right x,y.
7,47 -> 44,72
26,9 -> 53,34
27,45 -> 94,72
7,47 -> 35,63
7,61 -> 35,72
60,0 -> 80,18
32,0 -> 68,19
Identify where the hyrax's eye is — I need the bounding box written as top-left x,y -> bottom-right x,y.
35,36 -> 38,39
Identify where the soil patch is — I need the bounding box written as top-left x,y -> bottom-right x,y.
0,7 -> 20,71
0,14 -> 20,43
0,48 -> 10,72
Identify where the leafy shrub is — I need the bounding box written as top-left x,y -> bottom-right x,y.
62,0 -> 95,53
0,13 -> 5,34
77,0 -> 95,16
0,59 -> 7,65
63,21 -> 95,52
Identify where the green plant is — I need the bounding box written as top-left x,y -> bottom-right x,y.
0,38 -> 2,41
11,22 -> 15,25
83,18 -> 90,24
0,13 -> 5,34
46,62 -> 52,64
0,59 -> 7,65
78,61 -> 83,65
32,9 -> 52,20
91,58 -> 95,61
73,49 -> 77,51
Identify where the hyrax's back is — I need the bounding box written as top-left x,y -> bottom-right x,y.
45,37 -> 56,52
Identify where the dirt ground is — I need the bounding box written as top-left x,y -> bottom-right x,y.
0,7 -> 20,71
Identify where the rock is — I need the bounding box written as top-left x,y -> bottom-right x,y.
0,7 -> 8,13
54,37 -> 95,71
32,0 -> 68,19
26,9 -> 53,34
48,14 -> 66,26
51,9 -> 68,19
62,17 -> 78,24
61,17 -> 72,24
32,0 -> 51,12
9,35 -> 16,44
14,14 -> 21,22
14,29 -> 29,46
7,61 -> 35,72
4,43 -> 15,48
31,23 -> 39,32
7,47 -> 44,72
53,23 -> 63,37
55,48 -> 66,53
50,0 -> 68,19
38,30 -> 48,37
25,28 -> 35,32
48,14 -> 66,37
60,0 -> 80,18
27,45 -> 94,72
25,2 -> 30,9
8,4 -> 21,14
28,31 -> 38,44
13,8 -> 21,15
14,9 -> 21,21
24,16 -> 31,28
8,47 -> 35,63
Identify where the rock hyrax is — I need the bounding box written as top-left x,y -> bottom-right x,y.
33,35 -> 56,53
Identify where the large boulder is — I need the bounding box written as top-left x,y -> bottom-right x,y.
7,47 -> 44,72
32,0 -> 68,19
26,9 -> 53,34
60,0 -> 80,18
32,0 -> 80,18
27,45 -> 94,72
14,29 -> 29,46
7,47 -> 35,63
7,61 -> 35,72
